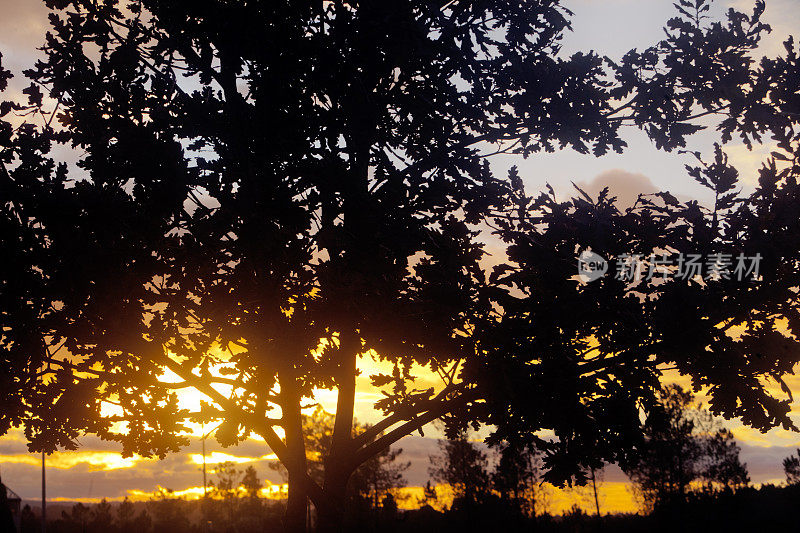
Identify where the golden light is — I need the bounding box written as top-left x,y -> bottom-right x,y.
187,451 -> 278,465
126,482 -> 289,501
0,452 -> 142,471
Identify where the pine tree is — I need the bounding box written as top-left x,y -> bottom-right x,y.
491,442 -> 541,517
429,432 -> 491,508
782,449 -> 800,486
622,385 -> 749,511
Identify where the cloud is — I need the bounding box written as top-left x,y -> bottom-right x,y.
0,0 -> 50,75
722,141 -> 781,186
2,444 -> 286,501
186,451 -> 278,465
0,452 -> 141,471
0,427 -> 289,500
738,442 -> 799,483
727,0 -> 800,57
574,169 -> 661,209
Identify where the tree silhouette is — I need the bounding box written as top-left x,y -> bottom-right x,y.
116,497 -> 143,533
417,481 -> 438,509
273,406 -> 410,515
700,428 -> 750,490
208,461 -> 247,526
625,385 -> 707,509
1,0 -> 799,531
57,503 -> 91,533
475,112 -> 800,484
203,462 -> 268,531
241,465 -> 263,500
782,449 -> 800,485
148,490 -> 191,533
20,504 -> 38,533
621,385 -> 749,511
428,431 -> 491,508
349,444 -> 410,511
491,441 -> 541,518
89,499 -> 115,532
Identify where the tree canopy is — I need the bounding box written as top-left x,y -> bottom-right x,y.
1,0 -> 799,531
473,138 -> 800,481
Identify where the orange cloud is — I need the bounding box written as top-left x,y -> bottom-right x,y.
187,451 -> 278,465
0,451 -> 143,471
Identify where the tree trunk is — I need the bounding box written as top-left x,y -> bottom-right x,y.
316,331 -> 358,532
285,469 -> 308,533
282,377 -> 309,533
316,468 -> 349,533
315,501 -> 345,533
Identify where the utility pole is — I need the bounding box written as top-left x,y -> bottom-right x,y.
201,427 -> 209,533
41,451 -> 46,533
200,423 -> 221,533
200,423 -> 222,496
590,466 -> 601,517
202,433 -> 207,498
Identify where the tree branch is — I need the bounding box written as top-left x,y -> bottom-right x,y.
352,382 -> 463,449
159,355 -> 333,511
351,388 -> 480,469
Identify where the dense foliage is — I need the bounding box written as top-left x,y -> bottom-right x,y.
1,0 -> 799,531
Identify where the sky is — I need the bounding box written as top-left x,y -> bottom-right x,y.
1,0 -> 800,515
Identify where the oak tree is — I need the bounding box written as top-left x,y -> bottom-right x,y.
1,0 -> 798,531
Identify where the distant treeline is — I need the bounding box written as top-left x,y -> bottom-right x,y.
13,483 -> 800,533
402,483 -> 800,533
11,384 -> 800,533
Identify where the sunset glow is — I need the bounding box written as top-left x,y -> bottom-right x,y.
188,452 -> 279,466
3,2 -> 800,533
1,452 -> 142,471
